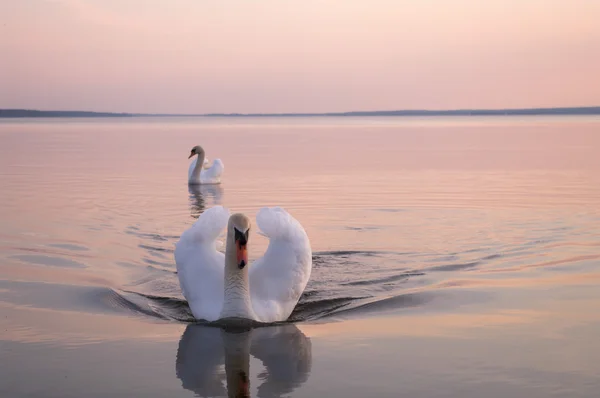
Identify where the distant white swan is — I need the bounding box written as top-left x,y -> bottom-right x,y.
188,145 -> 224,185
174,206 -> 312,323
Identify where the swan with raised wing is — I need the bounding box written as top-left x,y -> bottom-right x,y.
188,145 -> 224,185
174,206 -> 312,323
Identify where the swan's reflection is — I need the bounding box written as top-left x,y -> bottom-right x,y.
189,184 -> 224,219
176,324 -> 312,398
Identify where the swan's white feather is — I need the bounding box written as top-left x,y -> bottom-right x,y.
188,157 -> 224,184
249,207 -> 312,323
174,206 -> 230,321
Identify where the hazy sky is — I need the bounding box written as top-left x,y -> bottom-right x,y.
1,0 -> 599,113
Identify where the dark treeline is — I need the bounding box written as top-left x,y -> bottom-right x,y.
2,107 -> 600,118
0,109 -> 133,118
204,107 -> 600,117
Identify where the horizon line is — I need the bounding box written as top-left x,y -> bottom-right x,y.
1,106 -> 600,118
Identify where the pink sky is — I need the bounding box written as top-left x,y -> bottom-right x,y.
1,0 -> 599,113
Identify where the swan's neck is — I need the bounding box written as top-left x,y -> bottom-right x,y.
191,152 -> 205,180
220,236 -> 255,320
222,330 -> 252,398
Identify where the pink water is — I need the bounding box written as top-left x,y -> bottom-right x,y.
1,116 -> 599,397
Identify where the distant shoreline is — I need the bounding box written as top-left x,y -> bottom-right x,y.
1,107 -> 600,118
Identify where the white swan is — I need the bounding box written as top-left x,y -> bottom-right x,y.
188,145 -> 224,185
174,205 -> 312,323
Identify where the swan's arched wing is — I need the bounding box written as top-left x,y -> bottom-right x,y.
176,324 -> 226,397
200,158 -> 224,184
175,206 -> 229,321
250,325 -> 312,397
249,207 -> 312,323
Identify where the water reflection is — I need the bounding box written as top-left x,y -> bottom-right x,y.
189,184 -> 224,219
176,324 -> 312,398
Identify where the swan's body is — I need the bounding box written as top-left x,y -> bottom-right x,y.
174,206 -> 312,323
187,145 -> 224,185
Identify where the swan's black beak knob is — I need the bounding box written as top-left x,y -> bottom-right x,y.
235,227 -> 249,269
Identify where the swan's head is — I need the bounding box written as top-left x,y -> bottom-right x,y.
188,145 -> 205,159
229,213 -> 251,269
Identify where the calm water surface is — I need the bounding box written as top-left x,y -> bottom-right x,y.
1,116 -> 600,397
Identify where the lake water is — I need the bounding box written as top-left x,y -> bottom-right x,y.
1,116 -> 600,397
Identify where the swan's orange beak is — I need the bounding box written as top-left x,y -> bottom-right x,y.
188,151 -> 195,159
236,241 -> 248,269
